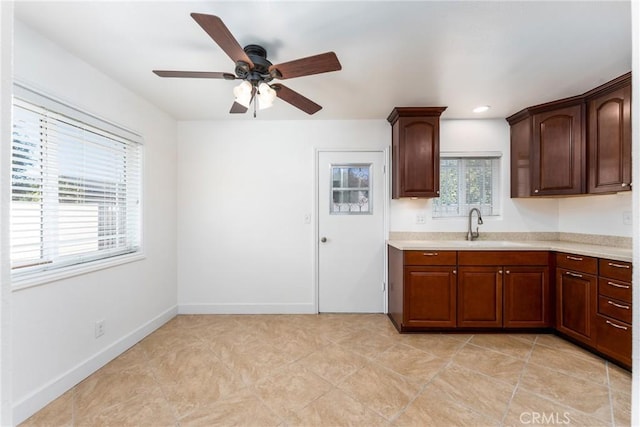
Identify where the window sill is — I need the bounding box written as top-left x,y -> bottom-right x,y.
11,252 -> 146,292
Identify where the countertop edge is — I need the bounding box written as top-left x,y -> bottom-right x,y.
387,240 -> 632,263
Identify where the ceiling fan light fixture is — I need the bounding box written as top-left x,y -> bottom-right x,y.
257,82 -> 277,110
233,81 -> 253,108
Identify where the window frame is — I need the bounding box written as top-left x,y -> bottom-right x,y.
10,84 -> 144,290
432,152 -> 502,218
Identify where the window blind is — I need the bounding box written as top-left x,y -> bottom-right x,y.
11,93 -> 142,280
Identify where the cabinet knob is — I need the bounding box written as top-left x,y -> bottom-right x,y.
505,270 -> 510,274
453,270 -> 457,275
534,189 -> 539,193
320,237 -> 327,243
622,183 -> 628,187
498,270 -> 503,274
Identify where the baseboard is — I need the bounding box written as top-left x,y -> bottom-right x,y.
178,303 -> 316,314
12,305 -> 178,425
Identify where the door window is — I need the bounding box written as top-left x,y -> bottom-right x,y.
330,164 -> 372,214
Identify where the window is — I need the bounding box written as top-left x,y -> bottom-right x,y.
432,155 -> 501,218
11,85 -> 142,283
330,164 -> 372,214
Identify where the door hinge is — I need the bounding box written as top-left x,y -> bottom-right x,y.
382,282 -> 386,292
382,164 -> 386,174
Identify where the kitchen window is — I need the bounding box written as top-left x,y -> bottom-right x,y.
10,85 -> 142,286
432,154 -> 501,218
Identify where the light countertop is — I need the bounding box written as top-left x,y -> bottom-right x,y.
387,240 -> 632,262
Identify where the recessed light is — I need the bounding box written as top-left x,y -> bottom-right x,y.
473,105 -> 491,113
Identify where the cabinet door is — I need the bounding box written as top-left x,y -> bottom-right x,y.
503,266 -> 551,328
531,104 -> 585,195
556,268 -> 597,345
588,84 -> 631,194
393,116 -> 440,198
404,267 -> 456,328
457,267 -> 502,328
510,117 -> 532,198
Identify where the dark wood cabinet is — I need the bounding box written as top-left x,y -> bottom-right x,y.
387,107 -> 447,198
595,258 -> 632,368
531,103 -> 585,195
457,251 -> 550,328
388,245 -> 632,368
507,72 -> 631,198
555,252 -> 598,347
388,246 -> 457,331
405,267 -> 457,328
503,266 -> 551,328
457,267 -> 502,328
587,74 -> 632,194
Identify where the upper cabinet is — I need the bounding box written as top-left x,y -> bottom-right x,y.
587,74 -> 632,193
507,72 -> 631,198
387,107 -> 447,198
531,102 -> 585,196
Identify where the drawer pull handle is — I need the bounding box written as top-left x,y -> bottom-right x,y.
608,262 -> 630,269
422,252 -> 438,256
605,320 -> 628,330
565,271 -> 583,278
566,256 -> 583,261
607,281 -> 630,289
607,300 -> 630,310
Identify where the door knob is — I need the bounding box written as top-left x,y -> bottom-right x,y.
320,237 -> 327,243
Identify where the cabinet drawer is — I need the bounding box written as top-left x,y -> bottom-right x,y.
599,258 -> 632,282
458,251 -> 548,266
556,252 -> 597,274
595,314 -> 631,367
599,278 -> 632,303
598,296 -> 632,324
404,250 -> 456,266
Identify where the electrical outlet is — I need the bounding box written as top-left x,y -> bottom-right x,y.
416,213 -> 426,224
95,320 -> 105,338
623,211 -> 632,225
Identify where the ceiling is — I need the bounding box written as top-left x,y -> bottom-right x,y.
13,1 -> 632,121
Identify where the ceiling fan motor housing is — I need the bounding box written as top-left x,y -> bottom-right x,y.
236,44 -> 278,83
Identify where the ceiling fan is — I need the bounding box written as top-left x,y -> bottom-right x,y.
153,13 -> 342,116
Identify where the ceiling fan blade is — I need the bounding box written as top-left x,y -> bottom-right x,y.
190,13 -> 254,68
153,70 -> 236,79
230,102 -> 248,114
269,52 -> 342,80
272,84 -> 322,115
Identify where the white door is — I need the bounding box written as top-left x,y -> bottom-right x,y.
317,150 -> 385,313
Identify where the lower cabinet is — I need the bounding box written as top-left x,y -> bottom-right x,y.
595,258 -> 632,368
556,267 -> 598,346
405,267 -> 457,328
388,245 -> 631,368
503,266 -> 551,328
457,267 -> 502,328
457,251 -> 551,329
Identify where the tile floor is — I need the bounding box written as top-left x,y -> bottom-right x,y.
21,314 -> 631,426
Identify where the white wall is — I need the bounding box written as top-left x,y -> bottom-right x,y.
10,22 -> 178,424
177,117 -> 632,314
558,193 -> 633,237
177,120 -> 388,313
1,3 -> 14,425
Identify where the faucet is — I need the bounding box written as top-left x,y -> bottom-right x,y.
467,208 -> 484,241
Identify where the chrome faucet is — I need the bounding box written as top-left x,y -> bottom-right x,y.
467,208 -> 484,241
